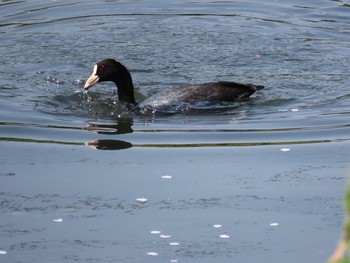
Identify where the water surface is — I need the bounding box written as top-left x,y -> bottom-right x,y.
0,0 -> 350,262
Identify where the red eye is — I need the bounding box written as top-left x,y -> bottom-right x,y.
99,65 -> 106,72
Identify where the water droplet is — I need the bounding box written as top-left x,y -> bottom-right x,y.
291,108 -> 299,112
161,175 -> 172,179
150,230 -> 161,234
169,242 -> 180,246
219,234 -> 230,239
55,79 -> 65,84
136,198 -> 148,203
280,148 -> 290,152
0,250 -> 7,255
270,223 -> 279,227
213,224 -> 222,228
72,79 -> 85,86
53,218 -> 63,223
147,252 -> 158,256
46,76 -> 56,82
160,234 -> 171,239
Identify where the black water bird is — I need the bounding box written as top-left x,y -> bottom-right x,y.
84,59 -> 264,108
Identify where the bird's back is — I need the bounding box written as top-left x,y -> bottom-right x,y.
141,82 -> 264,107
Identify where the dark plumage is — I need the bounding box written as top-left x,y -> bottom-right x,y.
84,59 -> 264,107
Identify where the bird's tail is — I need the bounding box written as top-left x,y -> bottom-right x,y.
255,85 -> 264,91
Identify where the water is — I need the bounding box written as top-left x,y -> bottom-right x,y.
1,0 -> 350,262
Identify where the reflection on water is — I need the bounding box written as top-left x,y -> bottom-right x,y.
87,139 -> 132,150
86,118 -> 134,134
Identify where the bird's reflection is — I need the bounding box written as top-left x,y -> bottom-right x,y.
86,117 -> 133,135
85,117 -> 134,150
87,140 -> 132,150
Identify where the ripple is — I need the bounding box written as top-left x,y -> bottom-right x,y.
0,1 -> 349,263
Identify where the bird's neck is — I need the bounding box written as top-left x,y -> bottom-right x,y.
114,65 -> 136,104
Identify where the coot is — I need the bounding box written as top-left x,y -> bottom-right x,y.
84,59 -> 264,107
